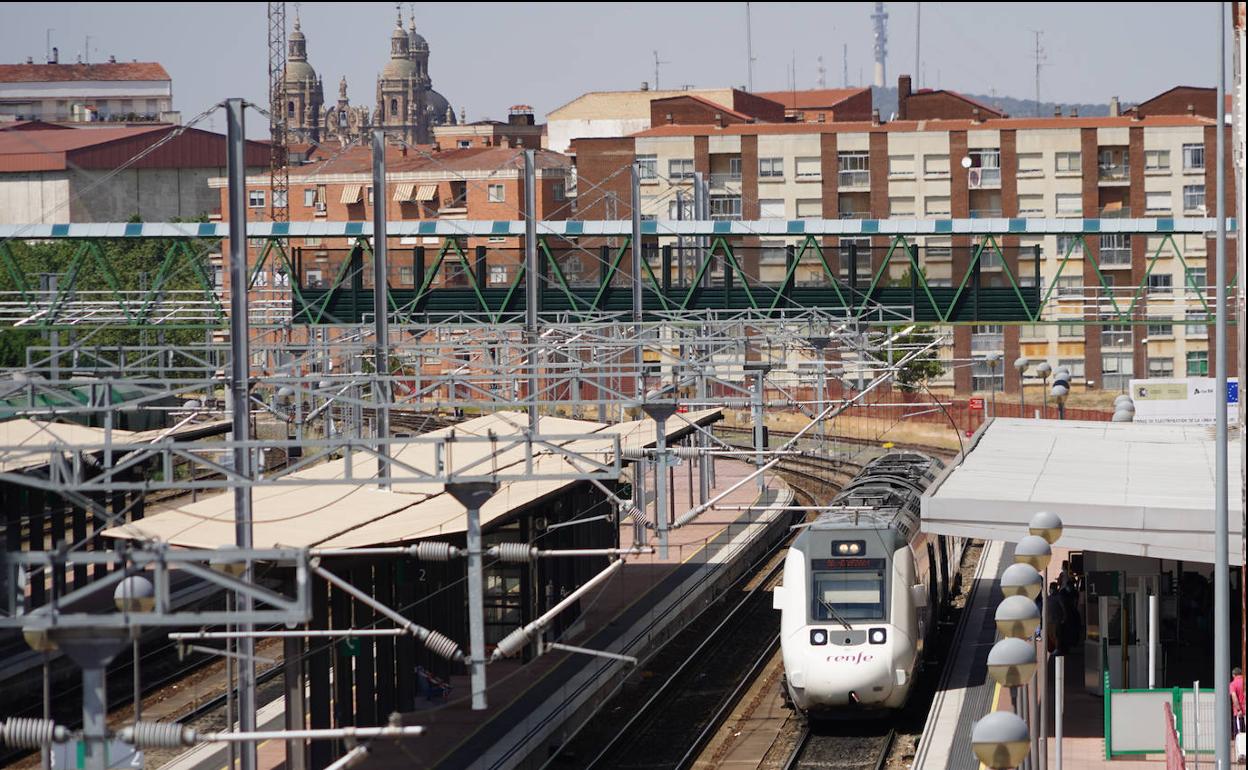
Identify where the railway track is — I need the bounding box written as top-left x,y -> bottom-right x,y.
782,726 -> 895,770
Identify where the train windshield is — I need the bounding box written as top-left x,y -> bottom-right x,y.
811,569 -> 886,621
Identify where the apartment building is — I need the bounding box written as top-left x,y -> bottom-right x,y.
0,58 -> 175,123
572,82 -> 1237,394
212,143 -> 571,294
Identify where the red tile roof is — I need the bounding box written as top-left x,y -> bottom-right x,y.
650,93 -> 754,121
0,62 -> 171,83
754,88 -> 868,111
631,114 -> 1216,138
290,145 -> 570,178
0,124 -> 267,172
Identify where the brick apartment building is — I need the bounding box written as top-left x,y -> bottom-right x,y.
572,78 -> 1238,394
212,142 -> 572,296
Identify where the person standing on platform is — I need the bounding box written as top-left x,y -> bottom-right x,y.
1044,582 -> 1065,656
1231,667 -> 1245,736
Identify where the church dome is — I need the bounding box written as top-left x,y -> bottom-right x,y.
285,18 -> 316,82
427,90 -> 453,124
382,15 -> 417,79
285,59 -> 317,82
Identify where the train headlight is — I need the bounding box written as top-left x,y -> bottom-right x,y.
868,628 -> 887,645
832,540 -> 865,556
810,628 -> 828,646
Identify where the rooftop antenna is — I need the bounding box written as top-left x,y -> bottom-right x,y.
1030,30 -> 1047,117
45,28 -> 54,63
842,43 -> 848,87
817,55 -> 826,88
84,34 -> 91,64
745,2 -> 756,91
652,50 -> 670,91
871,1 -> 888,88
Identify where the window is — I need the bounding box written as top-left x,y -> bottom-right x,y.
795,156 -> 821,179
1187,351 -> 1209,376
1055,276 -> 1082,298
487,184 -> 505,203
1101,351 -> 1134,390
1182,143 -> 1205,171
457,139 -> 472,149
1056,235 -> 1084,258
1147,273 -> 1173,294
1099,234 -> 1131,267
367,186 -> 374,205
667,197 -> 694,220
795,199 -> 822,219
925,196 -> 951,217
972,324 -> 1004,352
1183,184 -> 1205,212
759,156 -> 784,179
1017,153 -> 1043,175
811,568 -> 885,622
1058,359 -> 1086,380
758,199 -> 785,219
315,185 -> 327,211
248,190 -> 266,208
760,240 -> 787,264
971,356 -> 1005,391
967,148 -> 1001,186
888,154 -> 915,178
1018,195 -> 1044,216
639,195 -> 657,222
553,182 -> 566,201
1055,193 -> 1082,216
1144,150 -> 1170,172
728,157 -> 743,178
710,194 -> 742,220
838,237 -> 870,280
837,151 -> 869,187
1145,191 -> 1172,213
923,154 -> 950,177
1054,151 -> 1081,174
888,196 -> 915,218
389,98 -> 398,117
669,158 -> 695,180
1058,321 -> 1083,337
1147,358 -> 1174,378
1146,322 -> 1174,338
399,266 -> 414,285
636,154 -> 658,179
1185,310 -> 1208,337
304,269 -> 323,288
1185,267 -> 1207,292
489,265 -> 509,285
304,236 -> 321,247
1101,324 -> 1133,348
253,269 -> 268,287
925,238 -> 952,260
303,188 -> 317,207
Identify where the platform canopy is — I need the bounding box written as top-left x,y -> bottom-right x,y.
103,409 -> 721,550
921,418 -> 1244,565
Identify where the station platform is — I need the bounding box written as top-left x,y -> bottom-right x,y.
158,458 -> 795,770
912,541 -> 1191,770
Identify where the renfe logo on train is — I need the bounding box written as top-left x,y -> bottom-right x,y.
826,651 -> 876,665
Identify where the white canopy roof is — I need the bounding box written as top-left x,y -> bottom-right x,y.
921,418 -> 1244,564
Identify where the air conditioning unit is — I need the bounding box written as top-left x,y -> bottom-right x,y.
968,168 -> 983,189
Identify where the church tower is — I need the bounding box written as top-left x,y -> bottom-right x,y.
281,12 -> 323,143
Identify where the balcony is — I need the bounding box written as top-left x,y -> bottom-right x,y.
839,211 -> 868,219
1098,163 -> 1131,183
709,172 -> 742,189
970,209 -> 1004,219
838,170 -> 870,189
967,167 -> 1001,189
1098,206 -> 1132,218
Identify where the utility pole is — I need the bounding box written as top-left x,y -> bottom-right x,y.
745,2 -> 755,91
1031,30 -> 1046,117
371,129 -> 390,488
842,43 -> 849,88
914,2 -> 920,87
524,150 -> 540,436
1213,5 -> 1230,768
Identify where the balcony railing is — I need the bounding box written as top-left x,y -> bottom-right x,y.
709,172 -> 742,188
1099,207 -> 1132,218
838,170 -> 870,189
970,209 -> 1004,219
839,211 -> 867,219
968,168 -> 1002,189
1098,163 -> 1131,181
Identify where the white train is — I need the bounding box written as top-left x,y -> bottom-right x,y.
773,452 -> 964,716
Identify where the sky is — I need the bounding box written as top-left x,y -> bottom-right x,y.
1,2 -> 1233,138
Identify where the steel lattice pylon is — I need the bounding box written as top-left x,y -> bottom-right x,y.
267,2 -> 289,223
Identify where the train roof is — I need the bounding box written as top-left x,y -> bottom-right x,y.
803,451 -> 939,534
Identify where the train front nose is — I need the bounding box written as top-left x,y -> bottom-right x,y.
798,627 -> 896,709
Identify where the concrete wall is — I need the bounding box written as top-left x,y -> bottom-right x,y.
66,166 -> 252,222
0,172 -> 72,224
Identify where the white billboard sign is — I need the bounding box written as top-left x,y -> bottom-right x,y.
1128,377 -> 1239,424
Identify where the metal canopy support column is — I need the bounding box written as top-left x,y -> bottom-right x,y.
524,150 -> 540,436
1214,6 -> 1230,769
225,97 -> 259,770
642,404 -> 677,559
446,482 -> 500,711
747,363 -> 770,493
372,129 -> 391,488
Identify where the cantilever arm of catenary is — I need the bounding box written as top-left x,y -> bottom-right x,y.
490,557 -> 626,662
667,335 -> 943,531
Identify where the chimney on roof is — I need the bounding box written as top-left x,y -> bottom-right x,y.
871,107 -> 880,126
1109,96 -> 1120,117
25,56 -> 33,64
640,82 -> 650,92
972,107 -> 982,124
897,74 -> 912,120
665,112 -> 674,125
500,137 -> 510,149
1070,106 -> 1078,117
108,55 -> 116,64
508,105 -> 535,126
1187,103 -> 1195,115
1054,105 -> 1062,117
714,112 -> 724,128
49,47 -> 58,65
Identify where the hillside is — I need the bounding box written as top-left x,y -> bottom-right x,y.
868,85 -> 1112,119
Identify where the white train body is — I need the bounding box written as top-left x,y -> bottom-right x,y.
773,452 -> 960,715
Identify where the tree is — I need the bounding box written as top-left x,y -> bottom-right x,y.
888,325 -> 944,393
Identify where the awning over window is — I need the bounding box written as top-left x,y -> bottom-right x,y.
340,184 -> 363,204
393,183 -> 415,202
414,184 -> 438,202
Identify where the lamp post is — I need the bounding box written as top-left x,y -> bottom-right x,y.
114,576 -> 156,725
1028,511 -> 1065,770
1035,361 -> 1051,419
1051,366 -> 1070,421
1014,357 -> 1029,417
1112,394 -> 1135,423
995,592 -> 1042,770
973,710 -> 1032,770
986,352 -> 1002,419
